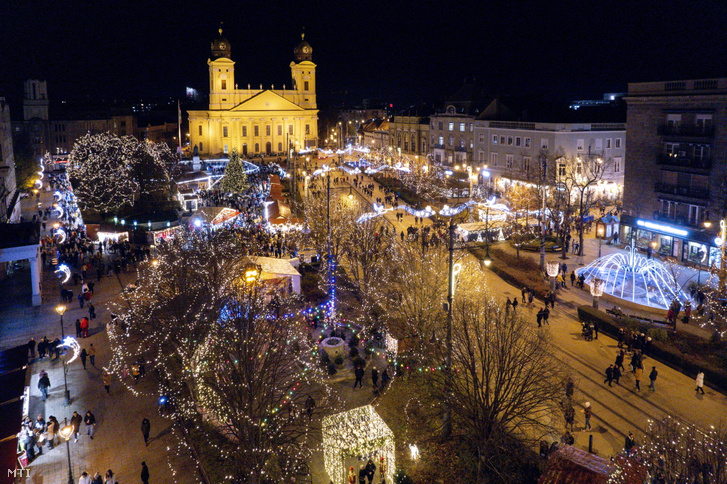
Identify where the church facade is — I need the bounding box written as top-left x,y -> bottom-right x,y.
188,30 -> 319,158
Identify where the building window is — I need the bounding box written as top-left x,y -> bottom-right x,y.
577,139 -> 585,151
507,136 -> 513,146
460,138 -> 465,148
469,123 -> 473,132
438,122 -> 443,130
448,122 -> 454,131
242,126 -> 247,137
613,157 -> 622,173
479,150 -> 485,162
490,153 -> 498,166
595,139 -> 603,150
223,126 -> 229,138
516,137 -> 521,147
223,144 -> 228,154
615,138 -> 622,148
523,156 -> 531,173
459,122 -> 465,132
265,125 -> 270,136
304,81 -> 309,90
305,124 -> 310,135
221,79 -> 227,90
606,138 -> 612,149
492,135 -> 498,145
541,139 -> 548,150
277,125 -> 282,136
255,143 -> 260,152
289,125 -> 293,135
525,137 -> 531,148
558,162 -> 566,178
696,114 -> 713,131
438,136 -> 444,146
500,136 -> 505,144
198,125 -> 202,135
665,142 -> 680,155
254,126 -> 260,136
448,136 -> 454,146
506,154 -> 513,169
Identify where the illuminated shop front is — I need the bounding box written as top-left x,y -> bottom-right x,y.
620,215 -> 721,268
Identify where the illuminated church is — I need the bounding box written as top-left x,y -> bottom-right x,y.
188,28 -> 318,157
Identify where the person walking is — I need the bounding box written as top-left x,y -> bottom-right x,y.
564,403 -> 575,432
615,350 -> 626,372
371,368 -> 379,388
80,348 -> 88,369
46,416 -> 59,449
583,402 -> 592,431
38,370 -> 51,401
604,365 -> 614,387
75,319 -> 82,338
80,317 -> 89,338
28,338 -> 36,358
104,470 -> 116,484
696,370 -> 705,394
78,472 -> 92,484
624,432 -> 636,457
353,365 -> 364,389
88,303 -> 96,321
543,307 -> 550,325
84,410 -> 96,439
634,365 -> 643,391
613,365 -> 622,385
512,297 -> 519,312
380,369 -> 390,389
536,308 -> 544,327
102,371 -> 112,394
649,366 -> 658,391
70,411 -> 82,442
141,417 -> 151,446
141,461 -> 150,484
88,344 -> 96,367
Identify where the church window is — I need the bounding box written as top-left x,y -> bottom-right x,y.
255,143 -> 260,152
221,80 -> 227,90
289,125 -> 294,135
304,81 -> 309,91
198,125 -> 202,136
277,125 -> 282,136
254,126 -> 259,136
305,124 -> 310,135
242,126 -> 247,137
278,142 -> 283,152
223,126 -> 229,138
266,125 -> 271,136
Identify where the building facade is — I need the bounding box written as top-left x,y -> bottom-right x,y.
0,97 -> 20,222
429,106 -> 476,165
473,120 -> 626,198
388,116 -> 429,157
188,30 -> 318,157
622,78 -> 727,266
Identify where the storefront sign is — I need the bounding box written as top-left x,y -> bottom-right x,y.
636,220 -> 688,237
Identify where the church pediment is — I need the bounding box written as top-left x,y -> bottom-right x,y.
230,90 -> 305,112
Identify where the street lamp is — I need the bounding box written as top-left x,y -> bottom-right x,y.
596,225 -> 605,258
546,260 -> 560,293
55,304 -> 67,340
590,277 -> 604,310
59,418 -> 75,484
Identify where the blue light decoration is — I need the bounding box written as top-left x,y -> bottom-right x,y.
636,220 -> 689,237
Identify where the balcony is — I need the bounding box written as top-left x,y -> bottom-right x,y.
654,182 -> 710,200
657,124 -> 714,138
656,153 -> 712,170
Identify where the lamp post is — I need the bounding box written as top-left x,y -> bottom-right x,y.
590,277 -> 604,310
55,304 -> 66,340
596,225 -> 605,259
59,418 -> 75,484
546,260 -> 560,293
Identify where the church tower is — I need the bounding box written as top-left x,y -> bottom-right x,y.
208,26 -> 235,110
290,33 -> 317,110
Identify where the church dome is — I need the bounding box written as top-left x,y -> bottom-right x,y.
293,33 -> 312,62
211,26 -> 231,59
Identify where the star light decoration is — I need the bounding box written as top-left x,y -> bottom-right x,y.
55,263 -> 71,284
322,405 -> 395,484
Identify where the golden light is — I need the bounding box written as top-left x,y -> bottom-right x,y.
59,423 -> 74,441
704,221 -> 713,228
151,259 -> 159,267
244,267 -> 260,284
53,222 -> 60,229
55,305 -> 67,316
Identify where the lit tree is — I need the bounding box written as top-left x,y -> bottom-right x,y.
637,415 -> 727,484
67,132 -> 138,214
220,148 -> 249,194
108,229 -> 330,483
128,139 -> 173,209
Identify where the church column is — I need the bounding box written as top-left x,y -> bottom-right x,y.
30,256 -> 42,306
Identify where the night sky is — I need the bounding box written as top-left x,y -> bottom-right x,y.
2,0 -> 727,109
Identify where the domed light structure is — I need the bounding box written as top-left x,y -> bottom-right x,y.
576,244 -> 689,309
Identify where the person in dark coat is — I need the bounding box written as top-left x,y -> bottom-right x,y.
604,365 -> 614,387
353,366 -> 364,389
365,459 -> 376,484
358,464 -> 367,484
84,411 -> 96,439
75,319 -> 82,338
371,368 -> 379,388
27,338 -> 36,358
70,411 -> 82,442
612,365 -> 622,385
536,308 -> 544,327
80,348 -> 88,369
141,461 -> 150,484
649,366 -> 658,391
38,370 -> 51,401
141,417 -> 151,446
